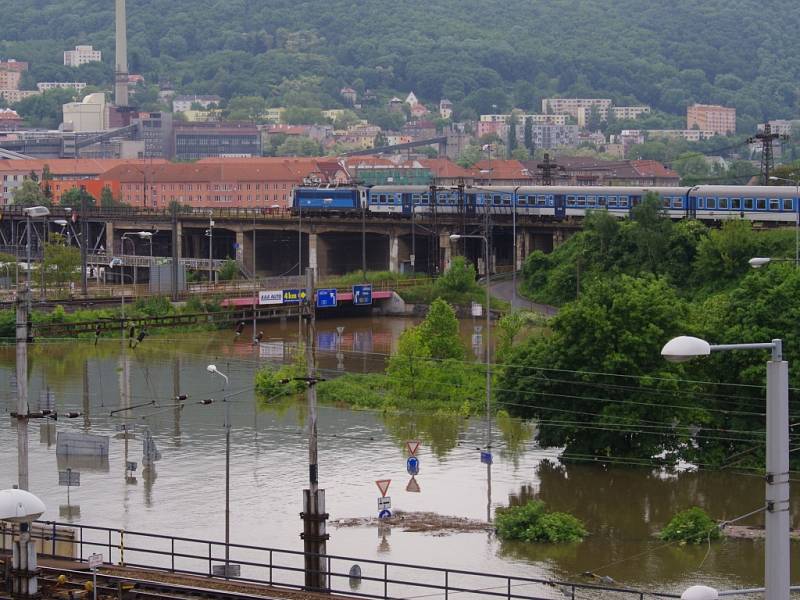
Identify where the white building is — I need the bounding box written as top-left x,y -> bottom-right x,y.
647,129 -> 716,142
542,98 -> 612,119
759,120 -> 794,136
62,92 -> 108,132
64,45 -> 101,67
172,95 -> 222,113
37,82 -> 87,93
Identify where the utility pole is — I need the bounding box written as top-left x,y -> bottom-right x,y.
15,290 -> 30,490
80,186 -> 88,297
748,123 -> 788,185
536,153 -> 562,186
301,267 -> 328,591
170,205 -> 179,301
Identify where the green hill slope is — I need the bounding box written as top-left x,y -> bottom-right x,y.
1,0 -> 797,129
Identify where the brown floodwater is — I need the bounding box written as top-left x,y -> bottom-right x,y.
0,316 -> 797,597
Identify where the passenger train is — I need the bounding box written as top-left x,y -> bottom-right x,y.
293,184 -> 800,223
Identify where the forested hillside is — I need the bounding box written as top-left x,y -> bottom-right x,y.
2,0 -> 798,131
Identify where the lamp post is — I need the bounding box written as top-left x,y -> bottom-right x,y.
120,233 -> 138,295
23,206 -> 50,303
449,233 -> 492,452
661,336 -> 789,600
206,365 -> 231,576
768,175 -> 799,266
206,214 -> 215,284
512,185 -> 522,310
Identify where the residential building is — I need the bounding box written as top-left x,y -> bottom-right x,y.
37,81 -> 87,93
386,134 -> 413,146
388,97 -> 404,113
172,94 -> 223,113
648,129 -> 716,142
517,123 -> 580,149
439,99 -> 453,120
181,109 -> 222,123
44,178 -> 122,205
612,105 -> 651,121
687,104 -> 736,136
0,158 -> 164,205
173,123 -> 261,160
0,90 -> 38,103
0,60 -> 28,72
576,105 -> 651,127
405,92 -> 419,107
618,129 -> 646,155
128,74 -> 145,85
263,108 -> 285,123
104,160 -> 307,209
542,98 -> 612,119
62,92 -> 108,132
759,120 -> 794,137
477,119 -> 507,138
402,120 -> 436,140
479,113 -> 569,135
340,87 -> 357,105
410,103 -> 429,118
322,109 -> 347,122
64,45 -> 101,67
0,108 -> 22,131
419,158 -> 474,185
527,156 -> 679,186
0,68 -> 22,91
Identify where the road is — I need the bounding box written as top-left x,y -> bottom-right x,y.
490,277 -> 558,316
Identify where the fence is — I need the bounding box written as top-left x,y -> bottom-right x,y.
0,521 -> 682,600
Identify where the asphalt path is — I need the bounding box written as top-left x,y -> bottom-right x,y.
490,277 -> 558,316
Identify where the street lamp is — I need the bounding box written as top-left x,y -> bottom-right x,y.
768,175 -> 799,266
661,336 -> 789,600
206,214 -> 215,285
23,206 -> 49,296
206,365 -> 232,576
449,233 -> 492,449
748,257 -> 796,269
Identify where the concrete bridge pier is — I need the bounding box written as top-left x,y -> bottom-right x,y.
441,232 -> 453,273
389,233 -> 400,273
516,232 -> 526,271
106,222 -> 115,256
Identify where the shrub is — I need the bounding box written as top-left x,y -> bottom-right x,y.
435,256 -> 476,294
495,500 -> 587,543
659,507 -> 720,544
133,295 -> 172,317
218,259 -> 239,281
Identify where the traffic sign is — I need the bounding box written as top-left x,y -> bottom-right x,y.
378,509 -> 392,519
316,288 -> 337,308
126,461 -> 137,472
480,451 -> 493,465
378,496 -> 392,510
258,290 -> 283,305
88,553 -> 103,568
406,477 -> 421,493
406,456 -> 419,476
352,284 -> 372,306
58,469 -> 80,486
375,479 -> 391,497
405,440 -> 420,456
282,289 -> 307,304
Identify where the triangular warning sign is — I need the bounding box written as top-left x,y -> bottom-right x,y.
405,440 -> 420,456
406,476 -> 420,493
375,479 -> 391,497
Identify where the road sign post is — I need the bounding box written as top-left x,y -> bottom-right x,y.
88,553 -> 102,600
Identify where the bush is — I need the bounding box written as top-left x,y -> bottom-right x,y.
495,500 -> 587,543
133,295 -> 172,317
659,507 -> 720,544
435,256 -> 476,294
218,259 -> 239,281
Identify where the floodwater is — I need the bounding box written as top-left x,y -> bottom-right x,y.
0,316 -> 798,597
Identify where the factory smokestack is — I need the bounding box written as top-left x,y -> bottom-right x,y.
115,0 -> 129,107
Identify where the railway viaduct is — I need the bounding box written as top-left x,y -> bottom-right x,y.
0,205 -> 579,280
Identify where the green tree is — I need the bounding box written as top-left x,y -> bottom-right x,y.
12,180 -> 50,207
417,298 -> 464,360
225,95 -> 267,121
523,117 -> 533,152
435,256 -> 476,295
275,136 -> 322,156
43,232 -> 80,293
60,187 -> 96,210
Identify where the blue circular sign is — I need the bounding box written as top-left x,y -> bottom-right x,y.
406,456 -> 420,476
378,509 -> 392,519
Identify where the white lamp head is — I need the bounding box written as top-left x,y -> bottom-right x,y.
53,219 -> 68,226
449,234 -> 461,241
206,364 -> 217,374
680,585 -> 718,600
24,206 -> 50,218
0,488 -> 46,523
661,336 -> 711,363
748,257 -> 771,268
136,231 -> 153,238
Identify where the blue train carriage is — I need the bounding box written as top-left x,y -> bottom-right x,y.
691,185 -> 798,223
292,186 -> 361,215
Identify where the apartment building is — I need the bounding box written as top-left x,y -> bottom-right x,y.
173,123 -> 261,160
64,45 -> 101,67
541,98 -> 612,119
172,95 -> 223,113
0,90 -> 39,103
648,129 -> 717,142
37,82 -> 87,93
687,104 -> 736,136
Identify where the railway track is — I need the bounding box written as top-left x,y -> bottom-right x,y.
37,566 -> 325,600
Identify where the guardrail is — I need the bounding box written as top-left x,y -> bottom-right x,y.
0,521 -> 681,600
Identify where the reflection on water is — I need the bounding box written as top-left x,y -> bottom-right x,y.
0,316 -> 795,594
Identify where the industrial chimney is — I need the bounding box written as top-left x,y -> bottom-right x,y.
114,0 -> 129,107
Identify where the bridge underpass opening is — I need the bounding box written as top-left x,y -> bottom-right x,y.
398,233 -> 433,275
491,229 -> 514,272
183,227 -> 237,262
249,230 -> 307,277
317,232 -> 389,276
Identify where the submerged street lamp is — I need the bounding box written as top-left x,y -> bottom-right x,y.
661,336 -> 789,600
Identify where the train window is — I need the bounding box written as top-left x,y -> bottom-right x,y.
567,195 -> 576,207
518,196 -> 527,206
379,195 -> 387,204
587,196 -> 596,207
731,198 -> 741,210
620,196 -> 629,207
674,198 -> 684,208
769,199 -> 780,211
577,196 -> 585,207
784,199 -> 793,211
707,198 -> 717,209
697,198 -> 704,209
608,196 -> 617,207
662,198 -> 671,208
537,196 -> 547,206
744,198 -> 754,210
719,198 -> 728,209
502,196 -> 511,205
597,196 -> 606,206
756,198 -> 766,210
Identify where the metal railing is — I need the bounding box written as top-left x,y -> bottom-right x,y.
0,521 -> 682,600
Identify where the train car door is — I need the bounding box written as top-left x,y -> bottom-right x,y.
554,194 -> 566,220
401,193 -> 413,216
466,193 -> 476,217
